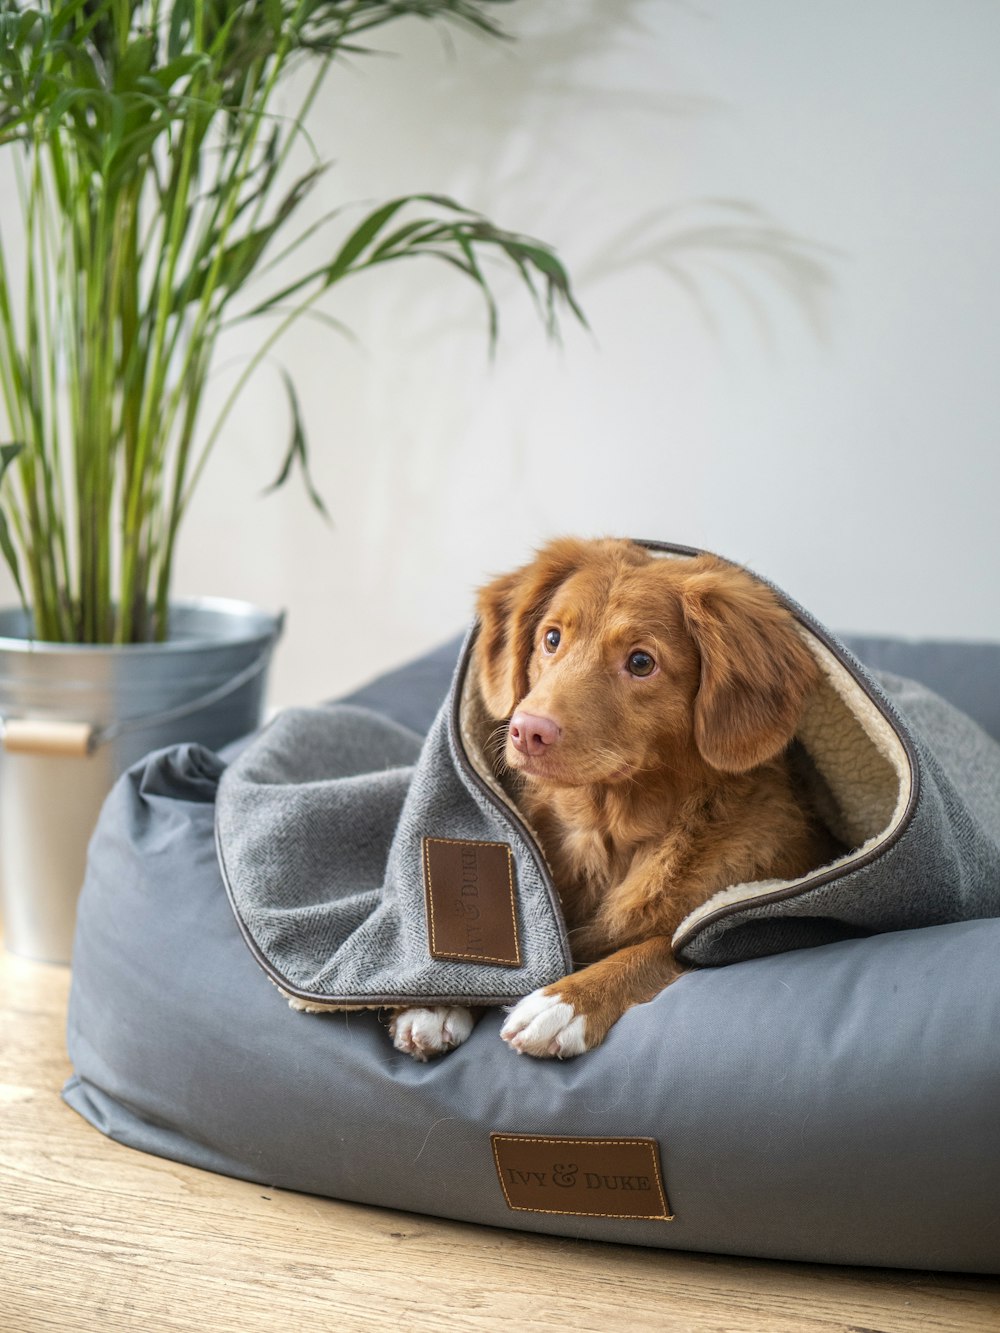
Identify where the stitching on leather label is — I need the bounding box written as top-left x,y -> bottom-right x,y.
490,1134 -> 673,1221
423,837 -> 521,967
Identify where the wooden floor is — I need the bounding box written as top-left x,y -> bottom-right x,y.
3,947 -> 999,1333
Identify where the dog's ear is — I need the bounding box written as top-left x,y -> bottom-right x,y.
679,557 -> 818,773
475,537 -> 592,718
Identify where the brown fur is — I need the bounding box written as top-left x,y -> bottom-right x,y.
476,537 -> 836,1052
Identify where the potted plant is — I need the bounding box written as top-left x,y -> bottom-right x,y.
0,0 -> 582,961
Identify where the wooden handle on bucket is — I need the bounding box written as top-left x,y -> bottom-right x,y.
2,720 -> 95,757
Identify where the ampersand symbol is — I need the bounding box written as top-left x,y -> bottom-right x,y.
552,1162 -> 578,1188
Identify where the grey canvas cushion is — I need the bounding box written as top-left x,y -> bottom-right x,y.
63,631 -> 1000,1273
843,634 -> 1000,743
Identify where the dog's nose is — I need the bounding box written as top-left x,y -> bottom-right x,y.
509,711 -> 561,757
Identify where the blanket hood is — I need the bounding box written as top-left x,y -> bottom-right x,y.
216,541 -> 1000,1006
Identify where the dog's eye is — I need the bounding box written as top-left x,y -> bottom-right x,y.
543,628 -> 561,654
627,651 -> 656,677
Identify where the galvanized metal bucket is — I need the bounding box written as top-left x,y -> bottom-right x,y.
0,599 -> 284,963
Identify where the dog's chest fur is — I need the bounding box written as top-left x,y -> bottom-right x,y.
520,780 -> 698,954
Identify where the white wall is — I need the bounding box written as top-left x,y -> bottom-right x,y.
3,0 -> 999,706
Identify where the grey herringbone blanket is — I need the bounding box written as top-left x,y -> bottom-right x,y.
216,628 -> 574,1007
216,563 -> 1000,1007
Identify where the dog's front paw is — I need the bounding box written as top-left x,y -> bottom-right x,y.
500,989 -> 589,1059
389,1006 -> 474,1061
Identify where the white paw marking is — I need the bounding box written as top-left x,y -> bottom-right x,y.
390,1006 -> 474,1062
500,989 -> 588,1060
285,993 -> 330,1015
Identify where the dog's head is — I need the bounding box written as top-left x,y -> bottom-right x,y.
475,537 -> 818,787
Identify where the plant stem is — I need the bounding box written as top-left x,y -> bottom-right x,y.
120,83 -> 204,641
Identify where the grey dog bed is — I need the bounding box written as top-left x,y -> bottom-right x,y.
63,615 -> 1000,1273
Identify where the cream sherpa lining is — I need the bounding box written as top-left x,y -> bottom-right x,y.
460,626 -> 913,955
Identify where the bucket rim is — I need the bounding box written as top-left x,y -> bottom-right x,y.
0,597 -> 284,656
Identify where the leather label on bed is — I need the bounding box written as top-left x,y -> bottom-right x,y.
490,1134 -> 673,1221
422,837 -> 521,967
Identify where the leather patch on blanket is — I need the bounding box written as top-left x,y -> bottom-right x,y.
490,1134 -> 673,1221
422,837 -> 521,967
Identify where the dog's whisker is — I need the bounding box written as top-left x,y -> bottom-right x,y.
484,723 -> 514,779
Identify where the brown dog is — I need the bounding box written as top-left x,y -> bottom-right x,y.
390,537 -> 834,1060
